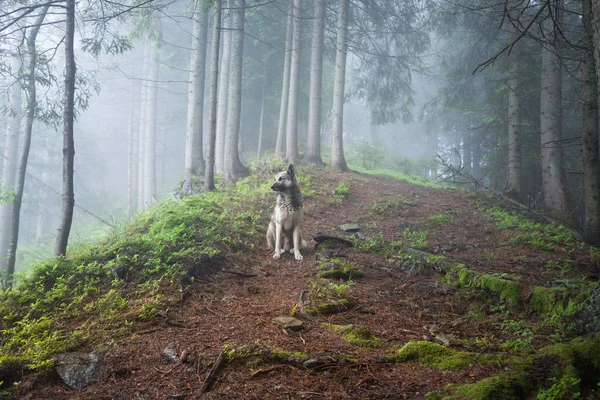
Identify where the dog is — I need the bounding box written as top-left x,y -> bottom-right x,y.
266,164 -> 306,260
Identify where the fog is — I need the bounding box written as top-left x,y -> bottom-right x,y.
0,0 -> 595,270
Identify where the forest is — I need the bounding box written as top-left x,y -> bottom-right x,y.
0,0 -> 600,398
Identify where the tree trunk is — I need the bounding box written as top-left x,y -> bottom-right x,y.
137,42 -> 148,211
582,0 -> 600,246
215,0 -> 231,174
143,42 -> 159,208
539,1 -> 571,215
184,1 -> 209,193
54,0 -> 75,257
285,0 -> 302,164
257,53 -> 267,159
127,73 -> 139,215
223,0 -> 249,181
0,53 -> 23,277
330,0 -> 349,171
205,1 -> 222,191
275,2 -> 294,156
305,0 -> 325,165
506,36 -> 521,200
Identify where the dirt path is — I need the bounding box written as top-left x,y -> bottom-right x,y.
25,169 -> 596,399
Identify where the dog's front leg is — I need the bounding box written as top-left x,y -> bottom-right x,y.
273,222 -> 283,259
292,226 -> 303,260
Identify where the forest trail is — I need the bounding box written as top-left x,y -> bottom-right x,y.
12,168 -> 600,399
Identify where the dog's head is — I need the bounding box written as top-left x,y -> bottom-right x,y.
271,164 -> 297,192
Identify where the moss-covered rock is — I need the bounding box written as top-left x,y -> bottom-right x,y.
396,341 -> 473,370
530,286 -> 588,317
325,324 -> 382,348
447,265 -> 522,310
315,298 -> 357,315
426,333 -> 600,399
316,258 -> 364,280
573,282 -> 600,335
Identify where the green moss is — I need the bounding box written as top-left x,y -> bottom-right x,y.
429,375 -> 525,400
427,333 -> 600,399
316,298 -> 356,315
396,341 -> 473,370
530,286 -> 586,317
317,258 -> 364,280
448,265 -> 521,309
325,324 -> 382,348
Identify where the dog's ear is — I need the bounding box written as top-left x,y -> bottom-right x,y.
287,164 -> 296,182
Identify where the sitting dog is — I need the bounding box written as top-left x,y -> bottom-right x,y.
266,164 -> 306,260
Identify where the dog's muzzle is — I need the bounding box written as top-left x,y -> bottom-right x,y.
271,183 -> 283,191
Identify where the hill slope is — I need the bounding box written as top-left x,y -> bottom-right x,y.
1,165 -> 599,399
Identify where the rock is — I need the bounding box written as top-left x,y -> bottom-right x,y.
53,350 -> 107,391
163,343 -> 180,364
340,224 -> 360,233
573,283 -> 600,335
273,316 -> 304,331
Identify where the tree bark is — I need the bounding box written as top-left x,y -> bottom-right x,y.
215,0 -> 231,174
285,0 -> 302,164
0,53 -> 23,277
275,2 -> 294,156
137,41 -> 148,211
143,42 -> 159,208
184,1 -> 209,193
257,52 -> 267,159
223,0 -> 248,180
55,0 -> 75,257
305,0 -> 325,165
330,0 -> 349,171
205,1 -> 222,191
582,0 -> 600,246
506,15 -> 522,201
539,1 -> 571,216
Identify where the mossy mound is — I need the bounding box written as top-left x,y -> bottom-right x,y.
530,286 -> 589,317
316,258 -> 364,280
396,341 -> 474,370
447,265 -> 522,310
325,324 -> 382,348
427,333 -> 600,399
315,298 -> 357,315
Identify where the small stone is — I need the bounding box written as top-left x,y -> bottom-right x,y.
163,343 -> 180,363
273,316 -> 304,331
340,224 -> 360,233
53,350 -> 107,391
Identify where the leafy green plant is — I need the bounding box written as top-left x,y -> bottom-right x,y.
536,375 -> 581,400
401,228 -> 428,249
499,319 -> 534,351
428,213 -> 454,226
371,196 -> 412,214
328,280 -> 355,297
331,181 -> 350,204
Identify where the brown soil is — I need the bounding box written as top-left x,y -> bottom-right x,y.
20,168 -> 597,399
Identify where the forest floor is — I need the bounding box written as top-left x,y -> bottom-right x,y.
11,167 -> 600,399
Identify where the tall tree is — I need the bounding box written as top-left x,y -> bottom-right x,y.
0,52 -> 23,277
505,5 -> 522,201
137,42 -> 149,211
205,1 -> 222,191
582,0 -> 600,245
184,1 -> 209,194
539,1 -> 571,216
54,0 -> 76,256
305,0 -> 325,165
285,0 -> 302,164
143,41 -> 159,207
215,0 -> 231,173
330,0 -> 349,171
275,3 -> 294,156
223,0 -> 248,180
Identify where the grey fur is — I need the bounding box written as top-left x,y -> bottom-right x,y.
266,164 -> 306,260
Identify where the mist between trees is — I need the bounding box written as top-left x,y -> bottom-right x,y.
0,0 -> 599,283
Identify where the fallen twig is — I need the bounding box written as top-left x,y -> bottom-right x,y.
201,351 -> 227,393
